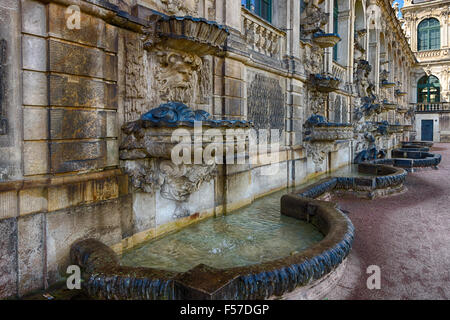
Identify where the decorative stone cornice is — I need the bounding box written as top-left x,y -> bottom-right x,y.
143,13 -> 229,56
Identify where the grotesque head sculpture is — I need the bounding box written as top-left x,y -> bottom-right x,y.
155,49 -> 203,104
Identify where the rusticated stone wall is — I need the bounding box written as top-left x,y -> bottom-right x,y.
22,2 -> 119,175
0,0 -> 129,299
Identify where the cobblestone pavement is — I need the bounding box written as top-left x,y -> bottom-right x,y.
324,143 -> 450,300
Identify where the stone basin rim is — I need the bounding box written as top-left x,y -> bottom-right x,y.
69,163 -> 410,300
70,203 -> 353,300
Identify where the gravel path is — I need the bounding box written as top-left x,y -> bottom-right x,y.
325,143 -> 450,300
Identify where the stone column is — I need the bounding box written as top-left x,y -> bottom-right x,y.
282,0 -> 301,58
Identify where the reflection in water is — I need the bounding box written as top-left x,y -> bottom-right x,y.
120,164 -> 372,272
331,164 -> 374,177
120,189 -> 323,272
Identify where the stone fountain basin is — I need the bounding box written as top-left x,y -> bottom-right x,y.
402,141 -> 434,148
70,200 -> 354,300
309,74 -> 341,93
157,15 -> 229,55
373,150 -> 442,169
312,32 -> 341,48
68,163 -> 408,300
381,81 -> 396,89
121,121 -> 250,160
305,124 -> 353,142
296,164 -> 407,200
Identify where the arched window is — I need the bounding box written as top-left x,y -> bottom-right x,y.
242,0 -> 272,22
333,0 -> 339,61
417,75 -> 440,103
417,18 -> 440,51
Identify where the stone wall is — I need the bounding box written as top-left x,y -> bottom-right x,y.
0,0 -> 131,298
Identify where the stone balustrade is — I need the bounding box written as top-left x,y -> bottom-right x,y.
413,102 -> 450,112
332,62 -> 346,81
416,48 -> 449,60
242,7 -> 285,58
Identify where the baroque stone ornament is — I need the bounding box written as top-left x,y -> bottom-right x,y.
304,141 -> 335,167
144,0 -> 200,16
308,89 -> 327,116
303,115 -> 352,167
138,101 -> 252,128
124,33 -> 148,123
143,13 -> 229,55
120,103 -> 252,219
304,114 -> 353,143
354,29 -> 367,60
300,0 -> 329,40
380,70 -> 396,88
354,59 -> 372,97
312,31 -> 341,49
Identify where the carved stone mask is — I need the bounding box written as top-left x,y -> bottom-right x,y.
155,50 -> 202,103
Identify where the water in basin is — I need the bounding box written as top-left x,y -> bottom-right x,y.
120,188 -> 324,273
120,164 -> 370,273
330,164 -> 376,177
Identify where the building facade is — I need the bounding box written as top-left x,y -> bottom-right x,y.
0,0 -> 418,298
402,0 -> 450,142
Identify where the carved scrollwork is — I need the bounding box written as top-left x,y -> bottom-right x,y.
304,141 -> 334,166
159,160 -> 216,203
144,0 -> 200,16
121,158 -> 216,219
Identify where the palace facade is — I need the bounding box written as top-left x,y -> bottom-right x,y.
402,0 -> 450,142
0,0 -> 435,298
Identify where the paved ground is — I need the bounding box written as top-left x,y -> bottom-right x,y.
325,143 -> 450,300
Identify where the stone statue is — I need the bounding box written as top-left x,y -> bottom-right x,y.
300,0 -> 329,39
354,59 -> 372,97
